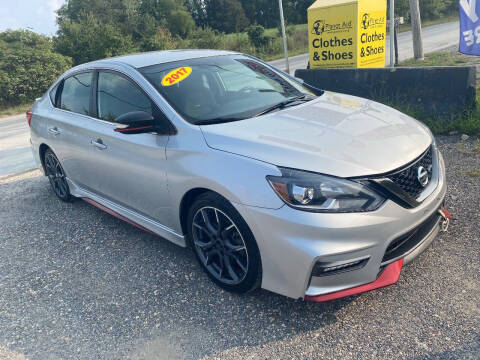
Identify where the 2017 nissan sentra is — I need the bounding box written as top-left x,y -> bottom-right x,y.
28,50 -> 450,301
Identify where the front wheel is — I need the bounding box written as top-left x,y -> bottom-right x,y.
187,193 -> 262,294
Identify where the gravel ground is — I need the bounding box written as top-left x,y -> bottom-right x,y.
0,136 -> 479,360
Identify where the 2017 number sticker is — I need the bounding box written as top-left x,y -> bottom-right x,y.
161,66 -> 192,87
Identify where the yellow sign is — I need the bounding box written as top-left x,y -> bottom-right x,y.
308,0 -> 387,69
162,66 -> 192,87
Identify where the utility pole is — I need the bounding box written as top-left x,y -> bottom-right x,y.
389,0 -> 395,67
278,0 -> 290,74
409,0 -> 424,60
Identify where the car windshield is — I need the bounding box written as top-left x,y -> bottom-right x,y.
140,55 -> 317,125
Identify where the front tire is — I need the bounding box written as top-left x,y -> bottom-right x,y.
186,192 -> 262,294
44,149 -> 73,202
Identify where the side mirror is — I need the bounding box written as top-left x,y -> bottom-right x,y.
114,111 -> 155,134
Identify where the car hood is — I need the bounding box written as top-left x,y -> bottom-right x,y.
200,92 -> 432,178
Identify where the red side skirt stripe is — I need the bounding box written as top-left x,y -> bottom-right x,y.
82,198 -> 158,237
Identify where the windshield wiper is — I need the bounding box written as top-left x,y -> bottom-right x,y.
196,95 -> 315,125
195,117 -> 247,126
253,95 -> 314,117
257,89 -> 282,93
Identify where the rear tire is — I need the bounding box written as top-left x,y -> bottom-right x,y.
186,192 -> 262,294
44,149 -> 73,202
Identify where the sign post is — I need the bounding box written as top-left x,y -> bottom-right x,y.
460,0 -> 480,55
278,0 -> 290,74
308,0 -> 387,69
390,0 -> 395,67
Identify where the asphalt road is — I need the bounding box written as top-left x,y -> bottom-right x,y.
0,114 -> 36,178
270,21 -> 460,73
0,136 -> 479,359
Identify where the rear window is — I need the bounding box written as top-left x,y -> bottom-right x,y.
59,72 -> 93,116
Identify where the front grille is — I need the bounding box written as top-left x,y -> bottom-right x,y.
386,146 -> 434,199
382,210 -> 441,264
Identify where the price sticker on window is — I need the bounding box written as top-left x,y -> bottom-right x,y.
161,66 -> 192,86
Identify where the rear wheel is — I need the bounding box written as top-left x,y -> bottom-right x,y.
44,149 -> 73,202
187,192 -> 262,294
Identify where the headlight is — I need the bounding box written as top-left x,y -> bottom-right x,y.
266,168 -> 385,213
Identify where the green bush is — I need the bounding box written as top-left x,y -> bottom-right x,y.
0,30 -> 72,109
188,27 -> 223,49
247,25 -> 270,48
292,29 -> 308,48
224,34 -> 253,53
140,29 -> 177,52
276,23 -> 296,38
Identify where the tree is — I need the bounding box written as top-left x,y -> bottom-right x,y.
205,0 -> 250,33
283,0 -> 312,24
393,0 -> 456,20
187,0 -> 208,28
57,0 -> 128,24
0,30 -> 72,108
240,0 -> 280,28
418,0 -> 447,19
57,0 -> 196,42
54,13 -> 134,65
139,0 -> 196,36
169,9 -> 196,37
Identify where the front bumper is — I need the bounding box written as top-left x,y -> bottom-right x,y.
233,153 -> 447,300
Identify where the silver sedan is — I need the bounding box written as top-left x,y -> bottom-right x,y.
29,50 -> 448,301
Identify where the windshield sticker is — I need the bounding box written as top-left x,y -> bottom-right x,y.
161,66 -> 192,86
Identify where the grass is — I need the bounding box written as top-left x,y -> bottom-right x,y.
400,51 -> 471,67
397,107 -> 480,135
0,103 -> 31,119
461,168 -> 480,177
458,137 -> 479,179
262,45 -> 308,61
457,139 -> 480,154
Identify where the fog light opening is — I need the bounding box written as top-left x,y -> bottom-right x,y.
311,258 -> 369,277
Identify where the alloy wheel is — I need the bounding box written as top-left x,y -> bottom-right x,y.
45,152 -> 69,199
192,207 -> 249,285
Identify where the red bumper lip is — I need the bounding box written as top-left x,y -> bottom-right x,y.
305,258 -> 404,303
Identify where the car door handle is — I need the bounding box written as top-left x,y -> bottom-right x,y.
91,139 -> 107,150
48,127 -> 61,136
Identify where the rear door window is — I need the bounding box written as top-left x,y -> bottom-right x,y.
59,72 -> 93,116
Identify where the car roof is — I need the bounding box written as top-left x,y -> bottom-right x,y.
92,49 -> 239,69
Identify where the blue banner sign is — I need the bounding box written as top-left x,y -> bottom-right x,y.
460,0 -> 480,55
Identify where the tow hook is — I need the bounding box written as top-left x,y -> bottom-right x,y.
438,205 -> 452,232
